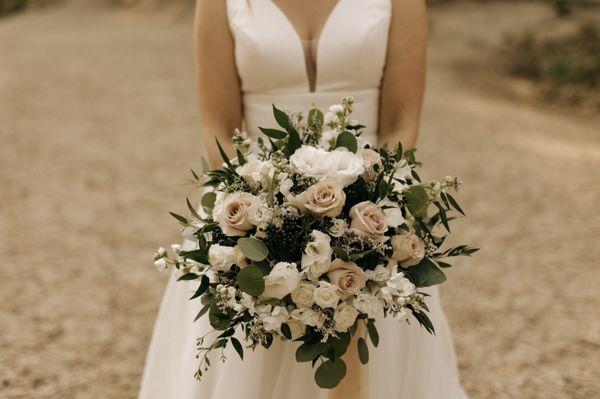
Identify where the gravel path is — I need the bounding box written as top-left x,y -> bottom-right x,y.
1,2 -> 598,398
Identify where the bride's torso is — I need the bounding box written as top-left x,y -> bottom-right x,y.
226,0 -> 391,143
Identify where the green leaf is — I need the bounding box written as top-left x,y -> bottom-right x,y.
281,323 -> 292,340
273,104 -> 291,130
296,338 -> 327,362
215,138 -> 232,169
285,128 -> 303,157
335,131 -> 358,153
412,309 -> 436,335
236,265 -> 265,296
194,303 -> 211,322
308,108 -> 324,132
231,337 -> 244,360
332,247 -> 350,262
357,337 -> 369,364
190,169 -> 200,180
259,127 -> 287,140
201,192 -> 217,211
208,305 -> 232,330
177,273 -> 199,281
189,275 -> 209,299
405,186 -> 429,218
201,157 -> 210,173
404,258 -> 447,287
330,332 -> 351,358
236,149 -> 246,166
314,358 -> 347,389
366,320 -> 379,347
237,237 -> 269,261
169,212 -> 188,225
447,193 -> 465,216
186,198 -> 202,220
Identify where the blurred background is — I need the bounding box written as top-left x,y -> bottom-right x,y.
0,0 -> 598,398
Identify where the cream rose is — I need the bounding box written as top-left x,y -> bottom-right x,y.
313,281 -> 340,309
360,148 -> 383,181
349,201 -> 388,236
291,307 -> 325,329
333,303 -> 359,332
296,179 -> 345,218
263,262 -> 301,299
328,218 -> 347,238
327,259 -> 368,299
215,193 -> 260,236
285,319 -> 307,340
290,282 -> 316,308
390,232 -> 425,267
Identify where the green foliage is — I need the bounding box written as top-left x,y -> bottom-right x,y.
504,23 -> 600,88
237,237 -> 269,261
315,358 -> 347,389
236,264 -> 265,296
0,0 -> 27,15
335,131 -> 358,153
404,258 -> 447,287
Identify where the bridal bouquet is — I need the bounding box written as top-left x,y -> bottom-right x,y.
154,97 -> 477,389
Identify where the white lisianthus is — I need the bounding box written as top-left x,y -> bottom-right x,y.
247,196 -> 272,229
291,282 -> 316,308
319,129 -> 339,149
324,111 -> 339,126
380,198 -> 406,228
353,293 -> 384,319
313,281 -> 340,309
328,218 -> 347,238
235,154 -> 265,187
384,266 -> 416,297
333,303 -> 359,332
327,148 -> 365,187
291,307 -> 325,329
365,263 -> 391,282
290,145 -> 333,178
263,262 -> 301,299
301,230 -> 332,280
208,245 -> 240,272
257,305 -> 289,331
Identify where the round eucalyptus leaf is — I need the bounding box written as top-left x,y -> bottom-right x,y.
335,131 -> 358,153
236,265 -> 265,296
237,237 -> 269,261
357,337 -> 369,364
314,359 -> 347,389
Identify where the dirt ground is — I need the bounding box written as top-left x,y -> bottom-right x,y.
0,2 -> 599,398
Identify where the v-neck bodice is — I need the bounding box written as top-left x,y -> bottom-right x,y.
226,0 -> 391,141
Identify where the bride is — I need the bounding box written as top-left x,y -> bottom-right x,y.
139,1 -> 467,398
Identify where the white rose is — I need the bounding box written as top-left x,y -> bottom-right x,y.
214,192 -> 261,236
328,218 -> 347,238
208,244 -> 239,272
291,307 -> 325,329
290,145 -> 332,178
380,198 -> 405,228
263,262 -> 301,299
285,319 -> 307,340
313,281 -> 340,309
327,148 -> 365,187
390,232 -> 425,267
353,293 -> 384,319
333,303 -> 359,332
291,282 -> 316,308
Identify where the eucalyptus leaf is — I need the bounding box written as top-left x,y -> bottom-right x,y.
404,258 -> 447,287
314,359 -> 347,389
357,337 -> 369,364
208,305 -> 232,330
366,320 -> 379,347
296,338 -> 327,362
236,265 -> 265,296
238,237 -> 269,261
201,192 -> 217,211
405,186 -> 429,218
335,131 -> 358,153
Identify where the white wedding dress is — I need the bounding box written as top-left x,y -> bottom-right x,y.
139,1 -> 467,398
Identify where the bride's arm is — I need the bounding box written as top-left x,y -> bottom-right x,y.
195,0 -> 242,168
378,0 -> 428,149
